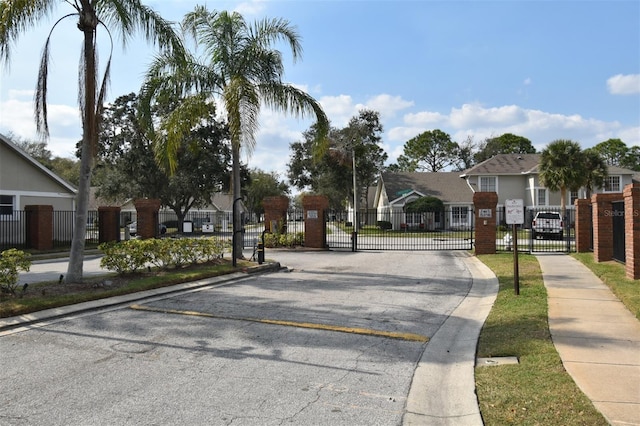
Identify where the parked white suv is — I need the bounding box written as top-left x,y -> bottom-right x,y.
532,211 -> 563,240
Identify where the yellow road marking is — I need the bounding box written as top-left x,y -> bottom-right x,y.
130,304 -> 429,343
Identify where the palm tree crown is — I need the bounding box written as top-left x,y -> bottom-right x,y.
0,0 -> 183,283
141,6 -> 329,262
539,139 -> 588,215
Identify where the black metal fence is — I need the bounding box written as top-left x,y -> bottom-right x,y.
326,209 -> 474,251
495,207 -> 576,253
0,210 -> 100,251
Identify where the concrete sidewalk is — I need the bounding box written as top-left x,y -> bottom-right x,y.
536,254 -> 640,426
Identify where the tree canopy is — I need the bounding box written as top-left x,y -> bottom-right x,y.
288,109 -> 387,210
405,196 -> 444,213
591,138 -> 639,171
96,93 -> 235,226
399,129 -> 459,172
474,133 -> 536,163
245,169 -> 290,218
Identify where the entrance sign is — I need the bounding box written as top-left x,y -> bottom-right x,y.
505,199 -> 524,225
505,199 -> 523,295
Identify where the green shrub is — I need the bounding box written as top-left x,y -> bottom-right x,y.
263,232 -> 304,248
99,240 -> 149,274
377,220 -> 392,230
0,249 -> 31,295
99,237 -> 230,275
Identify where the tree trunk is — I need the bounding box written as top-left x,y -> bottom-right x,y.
232,142 -> 243,260
66,18 -> 97,283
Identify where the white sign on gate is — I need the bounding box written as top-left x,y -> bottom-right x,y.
505,199 -> 524,225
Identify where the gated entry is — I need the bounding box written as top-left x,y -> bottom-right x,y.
326,210 -> 474,251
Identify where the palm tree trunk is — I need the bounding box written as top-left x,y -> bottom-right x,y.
232,142 -> 243,261
66,23 -> 96,283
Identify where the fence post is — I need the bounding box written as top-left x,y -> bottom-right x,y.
263,196 -> 289,234
473,192 -> 498,255
24,205 -> 53,251
302,195 -> 329,249
624,183 -> 640,279
98,206 -> 121,243
134,199 -> 161,239
592,193 -> 621,262
574,199 -> 591,253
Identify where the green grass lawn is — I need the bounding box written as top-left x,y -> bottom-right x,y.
475,253 -> 607,425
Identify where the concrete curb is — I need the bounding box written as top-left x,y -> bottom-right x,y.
403,254 -> 498,426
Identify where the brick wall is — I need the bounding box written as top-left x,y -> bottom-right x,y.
263,196 -> 289,233
98,206 -> 121,243
25,205 -> 53,250
134,199 -> 161,239
591,193 -> 622,262
624,183 -> 640,279
473,192 -> 498,255
302,195 -> 329,249
574,199 -> 592,252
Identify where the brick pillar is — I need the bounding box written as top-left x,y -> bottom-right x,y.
624,183 -> 640,280
134,199 -> 161,239
24,205 -> 53,250
263,196 -> 289,233
473,192 -> 498,255
98,206 -> 121,243
592,193 -> 622,262
303,195 -> 329,249
574,199 -> 592,253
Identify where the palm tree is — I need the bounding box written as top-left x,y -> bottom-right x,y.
583,149 -> 609,199
141,6 -> 329,263
0,1 -> 183,283
539,139 -> 587,218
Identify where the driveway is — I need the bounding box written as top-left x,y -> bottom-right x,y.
1,250 -> 488,425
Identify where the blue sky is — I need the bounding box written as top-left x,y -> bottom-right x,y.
1,0 -> 638,181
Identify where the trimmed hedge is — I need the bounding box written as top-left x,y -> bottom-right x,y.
99,237 -> 229,275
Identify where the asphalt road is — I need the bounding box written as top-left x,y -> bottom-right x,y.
2,250 -> 477,426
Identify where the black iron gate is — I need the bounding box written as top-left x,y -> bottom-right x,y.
326,209 -> 474,251
612,201 -> 626,263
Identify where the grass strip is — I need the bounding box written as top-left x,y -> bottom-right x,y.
475,253 -> 607,425
1,261 -> 242,318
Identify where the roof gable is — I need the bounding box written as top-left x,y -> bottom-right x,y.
381,172 -> 473,204
0,133 -> 77,195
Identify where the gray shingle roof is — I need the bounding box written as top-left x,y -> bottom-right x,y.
381,172 -> 473,204
460,153 -> 540,176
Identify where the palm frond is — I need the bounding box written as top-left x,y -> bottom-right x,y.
0,0 -> 59,65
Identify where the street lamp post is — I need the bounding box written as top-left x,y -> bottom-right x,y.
351,148 -> 357,252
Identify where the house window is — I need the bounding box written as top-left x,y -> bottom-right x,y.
452,206 -> 468,224
0,195 -> 14,216
479,176 -> 497,192
570,191 -> 579,205
537,189 -> 547,206
603,176 -> 621,192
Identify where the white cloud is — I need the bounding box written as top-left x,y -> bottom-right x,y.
449,103 -> 526,128
607,74 -> 640,95
0,96 -> 80,157
403,111 -> 447,126
523,78 -> 532,85
384,103 -> 631,156
363,94 -> 414,119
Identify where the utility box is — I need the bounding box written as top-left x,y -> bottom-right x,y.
202,223 -> 215,233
